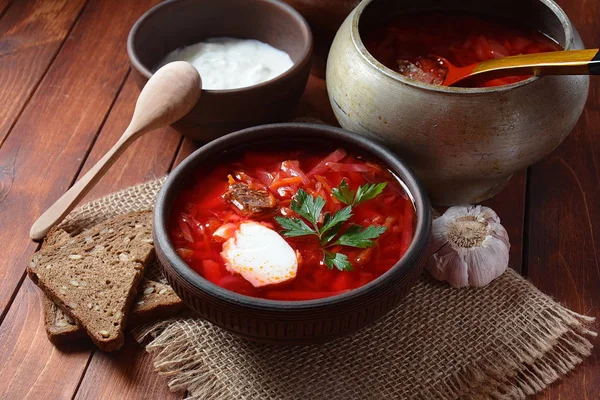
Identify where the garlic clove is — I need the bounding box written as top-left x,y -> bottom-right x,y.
427,205 -> 510,288
430,245 -> 469,287
462,238 -> 508,287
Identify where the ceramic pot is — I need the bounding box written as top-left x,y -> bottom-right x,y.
326,0 -> 589,205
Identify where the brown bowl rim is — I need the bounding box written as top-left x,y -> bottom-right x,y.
127,0 -> 313,94
153,123 -> 432,311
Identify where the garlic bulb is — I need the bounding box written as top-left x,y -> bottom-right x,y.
427,205 -> 510,288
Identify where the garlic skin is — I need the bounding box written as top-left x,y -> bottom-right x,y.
427,205 -> 510,288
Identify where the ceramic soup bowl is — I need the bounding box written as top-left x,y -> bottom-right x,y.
326,0 -> 589,205
153,123 -> 432,344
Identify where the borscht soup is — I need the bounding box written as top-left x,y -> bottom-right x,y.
363,13 -> 562,87
169,147 -> 415,301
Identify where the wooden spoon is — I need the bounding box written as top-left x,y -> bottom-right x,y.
30,61 -> 201,241
443,48 -> 600,86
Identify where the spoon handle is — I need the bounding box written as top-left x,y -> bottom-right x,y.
474,48 -> 600,77
29,132 -> 141,241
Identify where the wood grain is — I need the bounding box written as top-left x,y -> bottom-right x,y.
29,62 -> 199,240
74,337 -> 181,400
0,0 -> 156,317
79,76 -> 181,203
291,74 -> 338,125
0,0 -> 87,145
0,0 -> 164,397
0,279 -> 91,399
0,0 -> 597,398
0,0 -> 13,20
483,170 -> 527,273
526,0 -> 600,398
525,85 -> 600,398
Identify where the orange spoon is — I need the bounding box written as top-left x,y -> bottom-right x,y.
442,48 -> 600,86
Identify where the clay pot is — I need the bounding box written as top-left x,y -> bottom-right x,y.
326,0 -> 589,205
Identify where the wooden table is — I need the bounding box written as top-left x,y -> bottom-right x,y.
0,0 -> 597,398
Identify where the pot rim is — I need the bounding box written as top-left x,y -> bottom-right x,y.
154,123 -> 432,311
350,0 -> 575,94
127,0 -> 313,95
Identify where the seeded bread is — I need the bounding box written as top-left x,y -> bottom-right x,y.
40,224 -> 185,346
40,228 -> 84,343
129,279 -> 185,326
43,296 -> 87,343
28,211 -> 154,351
44,278 -> 185,344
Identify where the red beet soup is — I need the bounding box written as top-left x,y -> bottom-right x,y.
169,147 -> 415,301
363,13 -> 562,87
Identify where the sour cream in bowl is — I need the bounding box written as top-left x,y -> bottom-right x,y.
157,37 -> 294,90
128,0 -> 313,141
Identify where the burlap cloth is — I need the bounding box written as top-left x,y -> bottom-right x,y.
58,177 -> 597,400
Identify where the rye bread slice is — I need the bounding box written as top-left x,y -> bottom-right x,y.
43,296 -> 87,343
40,229 -> 83,343
44,279 -> 185,345
129,280 -> 185,326
28,211 -> 154,351
41,225 -> 185,345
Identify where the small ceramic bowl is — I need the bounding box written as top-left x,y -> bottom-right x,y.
153,123 -> 432,344
128,0 -> 313,142
327,0 -> 589,205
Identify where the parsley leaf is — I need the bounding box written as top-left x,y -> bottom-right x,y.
334,225 -> 387,248
274,216 -> 315,238
320,224 -> 342,246
333,180 -> 388,206
276,180 -> 387,272
332,180 -> 355,205
291,189 -> 325,228
354,182 -> 388,205
323,251 -> 353,271
321,206 -> 353,238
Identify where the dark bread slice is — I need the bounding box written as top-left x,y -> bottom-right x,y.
40,229 -> 83,343
44,279 -> 185,345
43,296 -> 87,343
44,226 -> 75,247
129,280 -> 186,326
28,211 -> 154,351
41,226 -> 185,345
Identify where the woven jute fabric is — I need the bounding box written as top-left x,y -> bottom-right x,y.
59,177 -> 596,400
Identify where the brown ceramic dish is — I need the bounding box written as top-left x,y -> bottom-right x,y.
128,0 -> 313,142
153,123 -> 432,344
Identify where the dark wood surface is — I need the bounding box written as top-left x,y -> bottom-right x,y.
0,0 -> 597,398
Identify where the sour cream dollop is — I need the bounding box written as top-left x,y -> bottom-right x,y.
157,37 -> 294,90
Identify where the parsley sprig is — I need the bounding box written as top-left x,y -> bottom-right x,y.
275,180 -> 387,271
